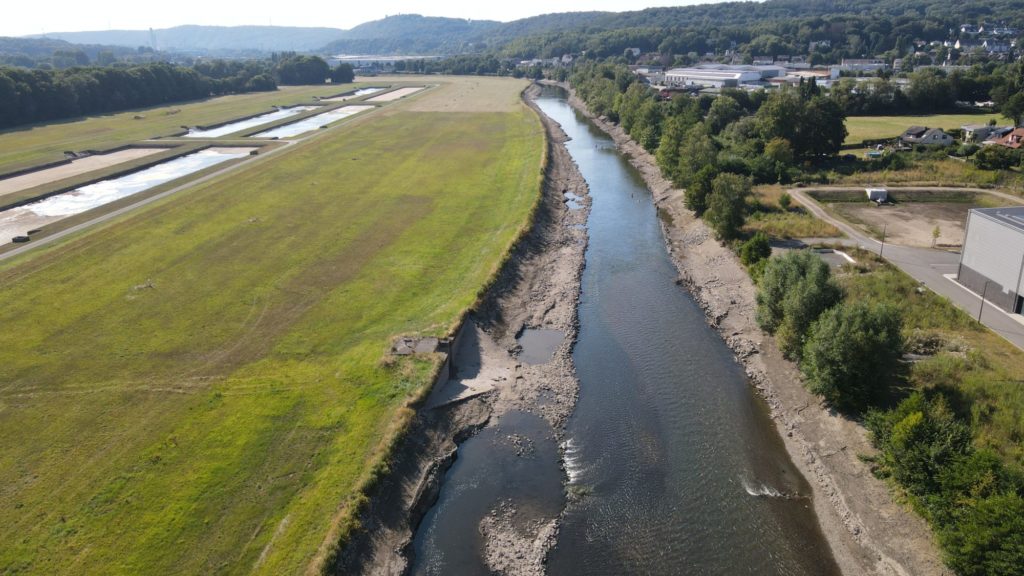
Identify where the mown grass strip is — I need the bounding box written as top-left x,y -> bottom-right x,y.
0,80 -> 544,575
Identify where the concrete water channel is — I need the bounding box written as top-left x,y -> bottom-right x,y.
0,148 -> 252,242
410,88 -> 839,574
183,106 -> 316,138
251,105 -> 375,139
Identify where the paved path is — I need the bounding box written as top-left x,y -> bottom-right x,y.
791,188 -> 1024,351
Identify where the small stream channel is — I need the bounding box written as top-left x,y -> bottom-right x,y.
409,87 -> 838,575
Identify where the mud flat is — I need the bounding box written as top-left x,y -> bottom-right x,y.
0,148 -> 165,200
368,87 -> 426,102
0,147 -> 254,242
334,84 -> 588,575
553,81 -> 950,575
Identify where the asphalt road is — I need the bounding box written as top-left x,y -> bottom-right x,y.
791,188 -> 1024,351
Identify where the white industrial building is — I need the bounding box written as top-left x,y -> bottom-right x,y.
662,64 -> 790,88
664,68 -> 759,88
957,207 -> 1024,314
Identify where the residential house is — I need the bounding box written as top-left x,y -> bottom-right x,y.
982,126 -> 1015,144
963,124 -> 999,142
900,126 -> 954,147
994,128 -> 1024,149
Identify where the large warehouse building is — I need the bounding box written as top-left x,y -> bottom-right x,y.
957,206 -> 1024,314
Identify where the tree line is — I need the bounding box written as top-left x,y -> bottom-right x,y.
0,55 -> 354,130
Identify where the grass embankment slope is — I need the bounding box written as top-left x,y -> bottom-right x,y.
844,112 -> 1004,145
0,84 -> 368,174
0,76 -> 543,575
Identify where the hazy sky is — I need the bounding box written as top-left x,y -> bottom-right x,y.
5,0 -> 722,37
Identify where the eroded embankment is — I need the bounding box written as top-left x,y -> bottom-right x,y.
333,84 -> 588,576
552,81 -> 950,576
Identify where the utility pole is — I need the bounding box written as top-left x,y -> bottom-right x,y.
978,280 -> 991,323
879,223 -> 887,258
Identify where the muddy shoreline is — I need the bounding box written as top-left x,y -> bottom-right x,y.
550,80 -> 950,576
334,84 -> 588,575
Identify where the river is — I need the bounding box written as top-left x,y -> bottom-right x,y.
410,87 -> 839,575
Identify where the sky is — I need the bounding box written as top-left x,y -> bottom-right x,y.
3,0 -> 724,37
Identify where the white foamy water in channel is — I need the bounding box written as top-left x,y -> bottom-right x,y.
183,106 -> 316,138
251,105 -> 375,139
0,148 -> 249,241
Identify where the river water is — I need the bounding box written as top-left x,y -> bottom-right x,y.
410,88 -> 839,575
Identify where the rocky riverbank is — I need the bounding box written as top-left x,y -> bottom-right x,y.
334,84 -> 588,575
554,81 -> 950,576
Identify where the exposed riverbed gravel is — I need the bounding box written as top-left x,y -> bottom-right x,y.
335,84 -> 587,575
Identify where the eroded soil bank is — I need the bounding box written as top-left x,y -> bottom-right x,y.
333,84 -> 588,575
552,80 -> 949,576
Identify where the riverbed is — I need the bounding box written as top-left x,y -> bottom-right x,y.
408,87 -> 839,575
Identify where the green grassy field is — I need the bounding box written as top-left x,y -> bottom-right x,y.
0,77 -> 543,575
0,84 -> 375,174
844,112 -> 1005,145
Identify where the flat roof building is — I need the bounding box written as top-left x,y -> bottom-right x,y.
958,206 -> 1024,314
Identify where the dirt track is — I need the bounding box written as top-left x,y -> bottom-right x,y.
558,82 -> 952,576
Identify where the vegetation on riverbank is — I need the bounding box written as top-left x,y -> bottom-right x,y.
567,56 -> 1023,572
0,77 -> 543,575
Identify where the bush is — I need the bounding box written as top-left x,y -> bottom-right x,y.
867,392 -> 1024,576
778,192 -> 792,211
974,145 -> 1019,170
801,301 -> 903,411
940,493 -> 1024,576
739,231 -> 772,266
685,165 -> 717,214
704,172 -> 751,241
756,251 -> 840,346
957,143 -> 980,158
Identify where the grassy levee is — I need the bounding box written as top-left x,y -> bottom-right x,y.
844,112 -> 1004,145
0,77 -> 543,574
0,84 -> 377,174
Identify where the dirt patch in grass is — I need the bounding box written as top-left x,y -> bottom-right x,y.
833,202 -> 970,247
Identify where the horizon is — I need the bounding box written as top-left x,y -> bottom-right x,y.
4,0 -> 732,38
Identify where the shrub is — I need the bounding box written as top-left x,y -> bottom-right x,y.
802,301 -> 903,411
739,231 -> 772,266
778,192 -> 792,211
957,143 -> 980,158
685,165 -> 717,214
974,145 -> 1019,170
940,493 -> 1024,576
756,250 -> 839,335
704,172 -> 751,240
867,393 -> 1024,576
